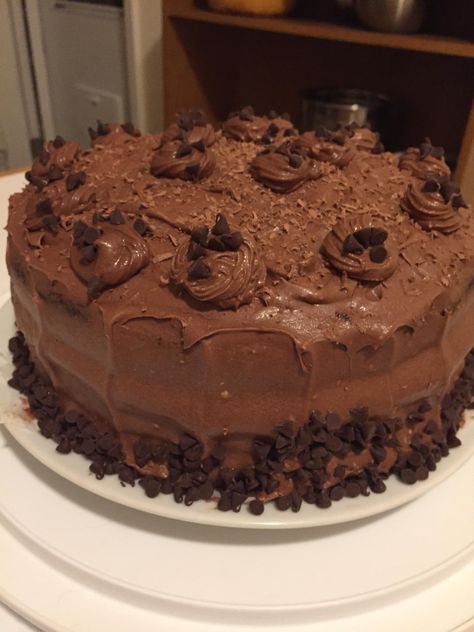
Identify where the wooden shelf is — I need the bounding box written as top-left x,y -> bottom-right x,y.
166,0 -> 474,59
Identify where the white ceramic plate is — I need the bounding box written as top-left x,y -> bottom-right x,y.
1,296 -> 473,529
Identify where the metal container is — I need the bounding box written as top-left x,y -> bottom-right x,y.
301,88 -> 392,143
354,0 -> 426,34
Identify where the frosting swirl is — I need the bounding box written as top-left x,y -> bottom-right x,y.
250,142 -> 316,193
89,122 -> 141,147
222,106 -> 294,143
321,216 -> 399,282
296,130 -> 356,167
170,215 -> 266,310
345,124 -> 380,151
401,179 -> 464,234
150,140 -> 215,181
70,222 -> 149,298
399,138 -> 450,180
161,110 -> 216,147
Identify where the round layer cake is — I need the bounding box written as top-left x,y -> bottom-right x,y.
6,109 -> 474,513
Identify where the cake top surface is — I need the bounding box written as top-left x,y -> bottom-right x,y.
7,111 -> 474,352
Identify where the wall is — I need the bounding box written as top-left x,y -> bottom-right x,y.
0,2 -> 33,170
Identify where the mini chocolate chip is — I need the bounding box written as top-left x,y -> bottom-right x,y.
221,231 -> 243,251
400,468 -> 417,485
370,445 -> 386,464
231,491 -> 247,512
268,110 -> 277,119
211,444 -> 226,461
267,122 -> 279,137
65,171 -> 86,192
38,150 -> 50,165
249,498 -> 264,515
371,141 -> 385,154
191,226 -> 209,245
176,143 -> 192,158
259,134 -> 272,145
452,194 -> 467,209
422,179 -> 440,194
185,162 -> 200,180
83,225 -> 100,245
253,440 -> 271,461
415,465 -> 429,481
73,220 -> 87,241
56,437 -> 71,454
88,127 -> 98,141
191,110 -> 207,127
370,227 -> 388,246
345,481 -> 361,498
42,214 -> 59,234
207,236 -> 226,251
325,435 -> 343,454
121,121 -> 137,135
315,491 -> 331,508
212,213 -> 231,236
80,244 -> 97,264
276,494 -> 292,511
334,464 -> 346,479
329,485 -> 345,501
187,241 -> 207,260
354,227 -> 372,248
431,146 -> 444,160
36,199 -> 53,216
188,258 -> 211,279
25,171 -> 45,191
52,135 -> 66,148
370,479 -> 386,493
133,218 -> 152,236
407,451 -> 423,468
325,412 -> 341,432
284,127 -> 297,137
239,106 -> 254,121
97,120 -> 110,136
109,209 -> 125,225
87,275 -> 105,300
48,164 -> 63,182
139,476 -> 161,498
418,400 -> 432,413
288,153 -> 302,169
342,234 -> 364,255
369,245 -> 388,264
192,139 -> 206,152
217,493 -> 232,511
90,460 -> 105,479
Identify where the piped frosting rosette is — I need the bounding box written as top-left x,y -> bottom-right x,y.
321,215 -> 399,282
401,178 -> 466,234
170,214 -> 266,310
399,138 -> 450,180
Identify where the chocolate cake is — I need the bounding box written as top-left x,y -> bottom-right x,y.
6,109 -> 474,514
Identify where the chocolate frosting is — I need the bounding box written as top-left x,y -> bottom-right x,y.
250,143 -> 316,193
346,125 -> 379,151
222,107 -> 294,143
171,230 -> 266,310
90,122 -> 140,147
297,131 -> 356,167
70,223 -> 149,291
401,181 -> 462,235
150,140 -> 216,181
161,111 -> 216,147
321,215 -> 399,282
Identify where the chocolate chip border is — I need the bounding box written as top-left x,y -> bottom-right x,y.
7,333 -> 473,516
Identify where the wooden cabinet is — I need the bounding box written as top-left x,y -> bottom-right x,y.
162,0 -> 474,196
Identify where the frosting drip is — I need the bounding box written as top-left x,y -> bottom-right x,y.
150,140 -> 216,181
321,216 -> 399,282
